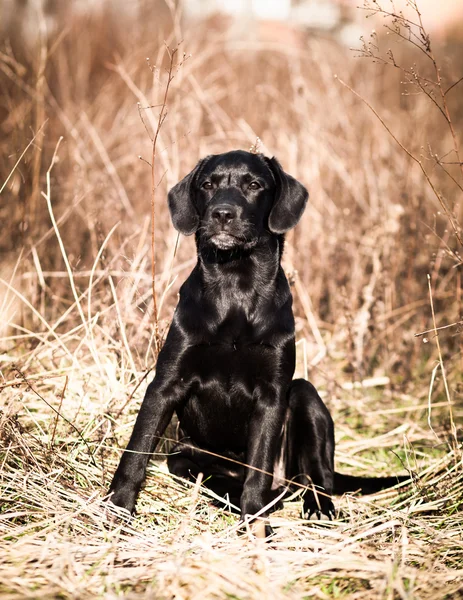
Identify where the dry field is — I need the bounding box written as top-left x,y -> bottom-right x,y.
1,1 -> 462,598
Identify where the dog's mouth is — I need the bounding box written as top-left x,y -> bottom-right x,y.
210,232 -> 239,250
202,220 -> 259,253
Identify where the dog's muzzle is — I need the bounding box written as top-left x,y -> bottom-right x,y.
205,202 -> 244,249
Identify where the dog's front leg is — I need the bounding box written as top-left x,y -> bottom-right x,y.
108,376 -> 181,514
240,386 -> 286,532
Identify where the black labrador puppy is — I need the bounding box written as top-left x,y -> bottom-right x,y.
109,150 -> 405,532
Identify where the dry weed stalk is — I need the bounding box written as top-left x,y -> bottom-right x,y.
140,45 -> 190,358
355,0 -> 463,246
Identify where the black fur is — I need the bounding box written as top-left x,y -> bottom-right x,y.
109,150 -> 407,533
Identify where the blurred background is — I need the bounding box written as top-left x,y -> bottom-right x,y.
1,0 -> 462,408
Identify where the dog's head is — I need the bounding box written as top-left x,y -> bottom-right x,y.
168,150 -> 308,251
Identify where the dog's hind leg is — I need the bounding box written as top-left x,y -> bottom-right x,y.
168,441 -> 245,511
286,379 -> 336,520
167,449 -> 201,481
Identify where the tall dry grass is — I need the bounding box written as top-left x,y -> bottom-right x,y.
0,1 -> 462,598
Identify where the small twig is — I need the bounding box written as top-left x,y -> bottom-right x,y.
432,155 -> 463,196
137,101 -> 154,142
427,274 -> 457,444
51,375 -> 68,447
427,364 -> 440,442
0,373 -> 67,391
414,320 -> 463,338
444,76 -> 463,97
0,120 -> 48,195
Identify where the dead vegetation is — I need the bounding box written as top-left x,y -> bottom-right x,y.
0,1 -> 462,598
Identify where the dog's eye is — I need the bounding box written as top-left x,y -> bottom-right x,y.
248,181 -> 261,190
202,181 -> 213,190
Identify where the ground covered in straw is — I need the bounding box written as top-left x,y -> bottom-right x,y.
1,338 -> 462,599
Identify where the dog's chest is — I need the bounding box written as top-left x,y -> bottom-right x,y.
181,340 -> 276,388
177,343 -> 275,448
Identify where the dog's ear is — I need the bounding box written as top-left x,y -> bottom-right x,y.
265,157 -> 308,234
168,157 -> 209,235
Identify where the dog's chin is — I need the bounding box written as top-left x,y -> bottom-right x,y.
202,230 -> 259,254
209,232 -> 241,250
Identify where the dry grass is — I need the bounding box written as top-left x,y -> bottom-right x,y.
1,1 -> 462,598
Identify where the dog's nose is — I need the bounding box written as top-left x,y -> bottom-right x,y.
211,205 -> 236,226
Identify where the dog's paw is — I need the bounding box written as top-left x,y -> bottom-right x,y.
305,509 -> 334,522
303,493 -> 336,522
103,497 -> 133,525
105,488 -> 137,516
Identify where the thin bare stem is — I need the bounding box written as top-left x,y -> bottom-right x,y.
149,47 -> 178,358
444,76 -> 463,97
427,274 -> 457,445
0,120 -> 47,194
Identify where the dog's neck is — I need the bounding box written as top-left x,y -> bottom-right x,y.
187,235 -> 292,329
196,234 -> 284,288
178,233 -> 291,332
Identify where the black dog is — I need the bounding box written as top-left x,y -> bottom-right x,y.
109,150 -> 406,533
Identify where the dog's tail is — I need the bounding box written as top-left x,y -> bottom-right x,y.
333,472 -> 410,495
